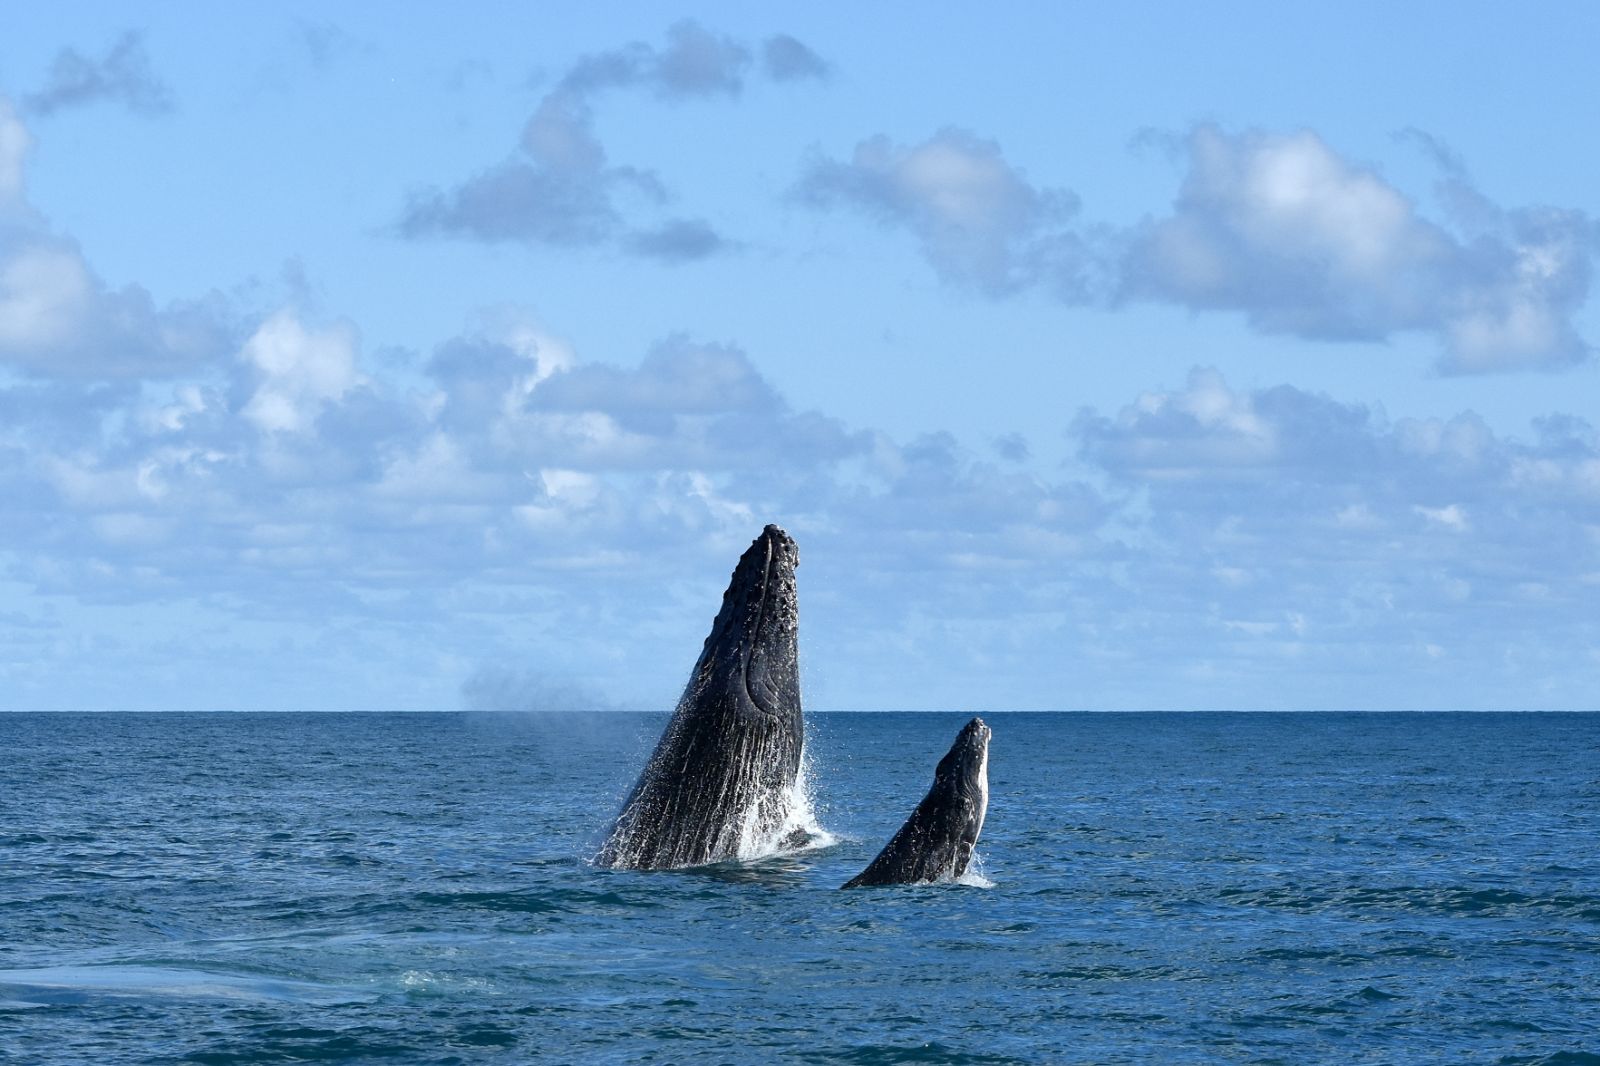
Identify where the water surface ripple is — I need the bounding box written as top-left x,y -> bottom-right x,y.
2,712 -> 1597,1063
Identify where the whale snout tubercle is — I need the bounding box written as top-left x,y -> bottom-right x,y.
760,524 -> 797,567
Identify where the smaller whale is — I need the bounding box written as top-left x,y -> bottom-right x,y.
843,717 -> 991,888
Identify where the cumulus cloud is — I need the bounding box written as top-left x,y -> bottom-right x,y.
561,20 -> 750,99
399,22 -> 823,256
795,128 -> 1085,295
438,332 -> 864,474
2,294 -> 1131,705
1121,391 -> 1600,707
0,99 -> 231,380
842,430 -> 1107,550
646,20 -> 750,98
7,315 -> 1600,710
239,311 -> 364,434
24,31 -> 174,117
398,91 -> 660,247
991,432 -> 1031,463
1073,367 -> 1600,695
529,336 -> 778,418
12,327 -> 791,687
1122,125 -> 1595,373
800,122 -> 1595,372
8,71 -> 1598,709
0,233 -> 230,380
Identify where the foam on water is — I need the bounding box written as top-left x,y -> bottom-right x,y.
0,965 -> 369,1005
397,970 -> 495,995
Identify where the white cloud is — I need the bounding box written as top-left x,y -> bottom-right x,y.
625,218 -> 732,262
0,234 -> 227,379
1123,126 -> 1593,372
528,335 -> 778,417
0,242 -> 89,351
0,98 -> 231,381
1056,367 -> 1600,707
0,98 -> 30,206
91,511 -> 173,546
1079,367 -> 1600,612
240,311 -> 362,433
4,84 -> 1598,710
399,21 -> 820,257
561,19 -> 820,99
800,122 -> 1595,372
1334,503 -> 1381,530
1414,503 -> 1469,531
6,339 -> 1600,710
375,432 -> 507,504
1079,367 -> 1310,479
521,93 -> 605,173
795,128 -> 1082,294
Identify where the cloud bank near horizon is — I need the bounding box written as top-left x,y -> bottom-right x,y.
4,238 -> 1595,712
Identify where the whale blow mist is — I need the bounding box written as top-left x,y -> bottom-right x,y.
594,525 -> 812,870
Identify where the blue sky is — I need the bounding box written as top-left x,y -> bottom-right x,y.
2,3 -> 1598,710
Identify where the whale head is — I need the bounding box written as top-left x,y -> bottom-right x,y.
931,717 -> 991,853
691,524 -> 801,725
934,716 -> 991,806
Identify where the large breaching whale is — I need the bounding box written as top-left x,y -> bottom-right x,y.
595,525 -> 807,870
843,717 -> 991,888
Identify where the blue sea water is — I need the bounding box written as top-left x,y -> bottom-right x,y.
1,711 -> 1597,1064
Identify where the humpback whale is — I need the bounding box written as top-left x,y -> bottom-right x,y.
595,525 -> 807,870
843,717 -> 991,888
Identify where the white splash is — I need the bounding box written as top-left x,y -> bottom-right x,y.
956,850 -> 996,889
732,745 -> 836,861
398,970 -> 494,994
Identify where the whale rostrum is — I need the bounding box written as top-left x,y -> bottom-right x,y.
595,525 -> 806,870
843,717 -> 991,888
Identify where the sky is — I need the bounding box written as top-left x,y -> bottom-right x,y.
2,2 -> 1598,711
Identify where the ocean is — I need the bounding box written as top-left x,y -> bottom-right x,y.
1,711 -> 1597,1064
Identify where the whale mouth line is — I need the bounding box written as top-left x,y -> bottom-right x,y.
740,528 -> 791,720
